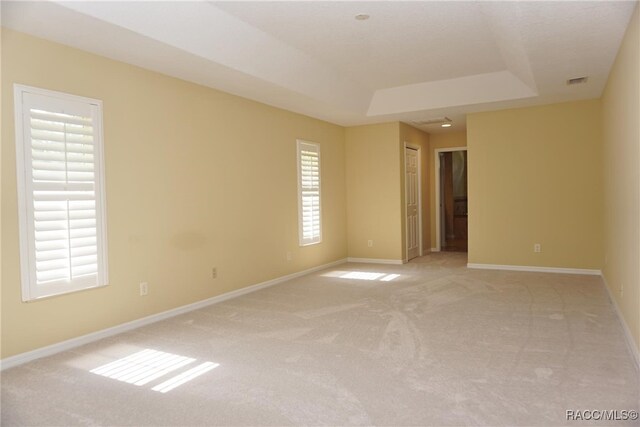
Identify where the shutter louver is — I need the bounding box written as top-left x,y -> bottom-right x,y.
15,85 -> 108,301
30,109 -> 99,286
297,141 -> 322,246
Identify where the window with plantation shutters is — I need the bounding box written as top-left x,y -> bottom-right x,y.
296,140 -> 322,246
14,85 -> 108,301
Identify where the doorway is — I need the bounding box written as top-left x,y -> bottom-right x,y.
435,148 -> 467,252
405,145 -> 422,261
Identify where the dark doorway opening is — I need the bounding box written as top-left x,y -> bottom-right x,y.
439,151 -> 468,252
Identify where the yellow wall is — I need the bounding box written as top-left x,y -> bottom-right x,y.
467,100 -> 603,269
399,123 -> 430,256
345,122 -> 430,262
428,131 -> 467,249
345,123 -> 403,261
602,5 -> 639,354
1,29 -> 347,358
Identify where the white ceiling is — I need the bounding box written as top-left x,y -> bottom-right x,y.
2,1 -> 637,133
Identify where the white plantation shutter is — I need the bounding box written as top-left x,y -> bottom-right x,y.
297,140 -> 322,246
14,85 -> 108,301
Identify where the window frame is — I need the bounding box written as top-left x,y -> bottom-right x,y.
296,139 -> 322,247
14,84 -> 109,301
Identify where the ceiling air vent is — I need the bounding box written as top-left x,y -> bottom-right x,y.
566,76 -> 588,85
411,117 -> 452,127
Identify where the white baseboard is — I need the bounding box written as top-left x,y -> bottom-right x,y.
430,248 -> 439,252
0,258 -> 347,371
347,257 -> 405,265
601,274 -> 640,373
466,263 -> 602,276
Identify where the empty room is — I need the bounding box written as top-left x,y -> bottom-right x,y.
1,1 -> 639,426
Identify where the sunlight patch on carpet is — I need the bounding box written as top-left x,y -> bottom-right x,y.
323,270 -> 402,281
152,362 -> 218,393
91,349 -> 218,393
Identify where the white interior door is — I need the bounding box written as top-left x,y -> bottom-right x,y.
405,147 -> 420,260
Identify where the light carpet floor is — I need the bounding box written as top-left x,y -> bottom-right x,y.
2,253 -> 639,426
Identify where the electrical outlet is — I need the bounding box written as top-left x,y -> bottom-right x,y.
367,240 -> 373,247
212,268 -> 217,279
139,282 -> 148,296
286,252 -> 292,261
533,243 -> 541,253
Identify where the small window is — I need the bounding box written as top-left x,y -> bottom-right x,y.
296,140 -> 322,246
14,85 -> 108,301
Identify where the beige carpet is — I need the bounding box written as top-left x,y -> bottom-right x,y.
2,253 -> 639,426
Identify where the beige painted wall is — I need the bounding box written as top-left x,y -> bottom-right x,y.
601,5 -> 639,354
345,123 -> 403,261
399,123 -> 430,257
1,29 -> 347,358
467,100 -> 603,269
428,131 -> 467,249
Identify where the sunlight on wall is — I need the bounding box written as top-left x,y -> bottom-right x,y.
90,349 -> 218,393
